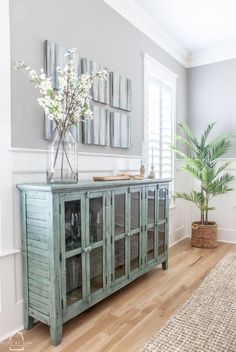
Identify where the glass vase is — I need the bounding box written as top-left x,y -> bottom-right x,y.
47,127 -> 78,183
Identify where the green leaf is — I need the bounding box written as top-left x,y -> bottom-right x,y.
178,122 -> 198,147
173,191 -> 205,211
200,123 -> 216,144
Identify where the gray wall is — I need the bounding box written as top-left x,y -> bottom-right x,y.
188,59 -> 236,156
10,0 -> 187,155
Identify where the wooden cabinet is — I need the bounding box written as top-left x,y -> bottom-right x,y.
17,179 -> 171,345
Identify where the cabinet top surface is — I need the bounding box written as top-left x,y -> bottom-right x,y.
17,178 -> 172,192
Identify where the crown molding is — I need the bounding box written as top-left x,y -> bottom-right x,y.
103,0 -> 236,69
103,0 -> 189,67
144,53 -> 178,84
187,43 -> 236,68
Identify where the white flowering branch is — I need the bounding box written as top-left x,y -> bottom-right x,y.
14,48 -> 107,182
14,48 -> 108,132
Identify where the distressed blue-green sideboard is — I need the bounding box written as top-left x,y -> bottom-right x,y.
17,178 -> 171,345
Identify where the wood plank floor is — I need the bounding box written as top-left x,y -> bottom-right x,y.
1,238 -> 236,352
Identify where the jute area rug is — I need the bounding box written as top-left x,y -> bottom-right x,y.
141,253 -> 236,352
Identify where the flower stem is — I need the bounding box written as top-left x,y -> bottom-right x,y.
61,149 -> 64,180
62,139 -> 73,173
48,129 -> 62,181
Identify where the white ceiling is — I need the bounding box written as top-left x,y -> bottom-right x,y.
104,0 -> 236,67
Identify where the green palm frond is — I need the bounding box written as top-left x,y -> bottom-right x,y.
175,135 -> 198,154
200,123 -> 216,148
201,167 -> 215,186
208,136 -> 232,161
202,206 -> 215,211
171,146 -> 188,159
172,122 -> 235,224
173,191 -> 205,209
209,173 -> 235,195
181,164 -> 203,181
211,185 -> 233,197
214,162 -> 231,177
175,122 -> 201,155
178,122 -> 198,146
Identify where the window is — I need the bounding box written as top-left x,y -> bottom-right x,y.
144,54 -> 177,183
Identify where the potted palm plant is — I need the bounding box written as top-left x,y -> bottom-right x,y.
172,122 -> 235,248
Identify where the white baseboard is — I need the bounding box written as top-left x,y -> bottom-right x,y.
0,325 -> 24,343
0,300 -> 24,342
218,239 -> 236,245
169,235 -> 189,247
176,235 -> 236,245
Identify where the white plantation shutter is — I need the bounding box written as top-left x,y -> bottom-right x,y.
147,79 -> 173,178
144,54 -> 177,184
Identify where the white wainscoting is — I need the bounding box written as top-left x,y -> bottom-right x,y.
0,270 -> 2,313
0,0 -> 24,342
0,149 -> 189,341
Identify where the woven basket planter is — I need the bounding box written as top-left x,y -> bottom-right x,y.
191,221 -> 218,248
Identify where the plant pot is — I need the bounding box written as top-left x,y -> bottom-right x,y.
191,221 -> 218,248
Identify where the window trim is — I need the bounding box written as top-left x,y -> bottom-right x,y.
143,54 -> 177,188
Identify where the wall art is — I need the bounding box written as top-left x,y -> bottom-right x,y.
45,40 -> 132,148
82,106 -> 109,146
45,40 -> 80,90
44,40 -> 80,141
110,112 -> 131,148
81,58 -> 109,104
110,72 -> 131,111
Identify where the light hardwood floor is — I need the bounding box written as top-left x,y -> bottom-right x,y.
1,238 -> 236,352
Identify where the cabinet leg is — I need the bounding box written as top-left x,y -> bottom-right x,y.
50,322 -> 63,346
162,260 -> 168,270
24,313 -> 34,330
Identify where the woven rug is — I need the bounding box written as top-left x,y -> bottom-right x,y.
141,253 -> 236,352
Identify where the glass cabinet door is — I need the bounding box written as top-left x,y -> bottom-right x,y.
66,254 -> 84,306
89,196 -> 104,244
159,187 -> 167,222
158,223 -> 165,256
86,192 -> 106,299
129,188 -> 142,275
61,195 -> 86,309
112,190 -> 128,283
64,199 -> 82,251
146,186 -> 158,264
89,246 -> 104,295
158,186 -> 168,256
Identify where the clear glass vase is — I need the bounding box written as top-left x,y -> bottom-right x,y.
47,127 -> 78,183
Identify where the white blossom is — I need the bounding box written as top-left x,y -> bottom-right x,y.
15,48 -> 107,131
